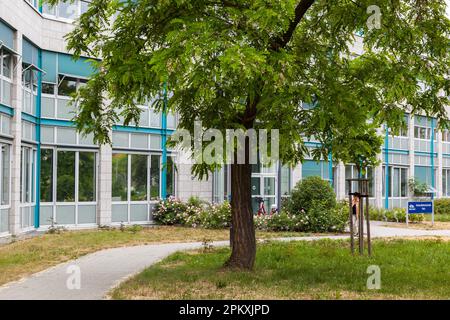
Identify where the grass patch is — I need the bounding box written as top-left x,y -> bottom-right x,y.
425,214 -> 450,222
0,226 -> 314,286
111,238 -> 450,300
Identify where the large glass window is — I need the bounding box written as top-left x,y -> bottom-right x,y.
42,76 -> 86,120
130,97 -> 162,128
20,146 -> 36,204
414,126 -> 436,140
57,151 -> 76,202
112,153 -> 128,202
40,149 -> 53,203
78,152 -> 96,202
25,0 -> 40,9
383,166 -> 408,198
113,153 -> 164,202
58,0 -> 78,19
131,154 -> 148,201
443,130 -> 450,143
43,0 -> 91,20
443,169 -> 450,197
150,155 -> 161,200
40,149 -> 97,203
1,144 -> 10,206
280,165 -> 291,197
166,156 -> 175,197
414,165 -> 435,187
345,165 -> 374,197
0,50 -> 13,106
302,160 -> 329,180
58,75 -> 78,97
213,166 -> 227,203
22,67 -> 38,115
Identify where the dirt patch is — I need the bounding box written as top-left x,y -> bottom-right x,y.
381,221 -> 450,230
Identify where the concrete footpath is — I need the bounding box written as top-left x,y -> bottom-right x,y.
0,223 -> 449,300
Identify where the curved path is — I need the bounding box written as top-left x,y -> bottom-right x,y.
0,223 -> 449,300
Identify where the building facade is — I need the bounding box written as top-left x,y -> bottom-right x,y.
0,1 -> 448,238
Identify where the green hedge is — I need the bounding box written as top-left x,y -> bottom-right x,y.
285,176 -> 336,214
434,198 -> 450,215
153,197 -> 231,229
155,196 -> 347,233
369,207 -> 424,223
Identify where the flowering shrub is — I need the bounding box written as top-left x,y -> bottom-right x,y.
155,197 -> 346,233
254,212 -> 304,232
254,201 -> 347,233
153,197 -> 188,225
369,207 -> 424,223
198,202 -> 232,229
434,198 -> 450,215
154,198 -> 231,229
286,176 -> 336,214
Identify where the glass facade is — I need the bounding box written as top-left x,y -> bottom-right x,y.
382,166 -> 408,198
39,149 -> 97,225
111,153 -> 167,223
345,165 -> 374,197
0,49 -> 12,107
43,0 -> 91,20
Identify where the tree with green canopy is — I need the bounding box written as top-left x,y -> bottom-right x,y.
43,0 -> 450,269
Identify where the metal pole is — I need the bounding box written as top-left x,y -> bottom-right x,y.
406,208 -> 409,227
359,190 -> 364,255
348,181 -> 354,255
432,199 -> 435,227
277,160 -> 282,213
366,192 -> 371,256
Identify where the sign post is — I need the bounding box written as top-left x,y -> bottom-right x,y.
407,201 -> 434,227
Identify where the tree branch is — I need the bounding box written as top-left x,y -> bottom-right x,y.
269,0 -> 316,51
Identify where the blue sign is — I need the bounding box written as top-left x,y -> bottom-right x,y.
407,201 -> 433,214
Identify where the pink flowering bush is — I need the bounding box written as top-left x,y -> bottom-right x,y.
154,197 -> 346,233
154,197 -> 231,229
153,197 -> 188,225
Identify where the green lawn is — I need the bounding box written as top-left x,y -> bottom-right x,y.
0,226 -> 314,286
426,214 -> 450,222
111,238 -> 450,300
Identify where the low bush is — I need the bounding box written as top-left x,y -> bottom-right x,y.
156,196 -> 347,233
153,197 -> 188,225
369,207 -> 424,223
154,198 -> 231,229
197,202 -> 232,229
286,176 -> 336,215
255,200 -> 347,233
434,198 -> 450,215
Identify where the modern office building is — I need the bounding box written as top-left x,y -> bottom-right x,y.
0,1 -> 448,238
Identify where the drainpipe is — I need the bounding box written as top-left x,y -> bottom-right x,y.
277,160 -> 282,212
384,124 -> 389,209
431,118 -> 435,200
328,151 -> 333,188
34,49 -> 42,229
161,81 -> 168,199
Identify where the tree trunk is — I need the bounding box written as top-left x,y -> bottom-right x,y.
225,161 -> 256,270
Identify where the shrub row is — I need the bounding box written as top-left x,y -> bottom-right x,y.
154,197 -> 347,233
434,198 -> 450,215
154,176 -> 348,234
153,197 -> 231,229
369,207 -> 424,223
255,200 -> 347,233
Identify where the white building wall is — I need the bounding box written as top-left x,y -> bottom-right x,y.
9,30 -> 23,235
175,150 -> 213,202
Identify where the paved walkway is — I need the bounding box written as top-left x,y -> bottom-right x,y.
0,223 -> 449,300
